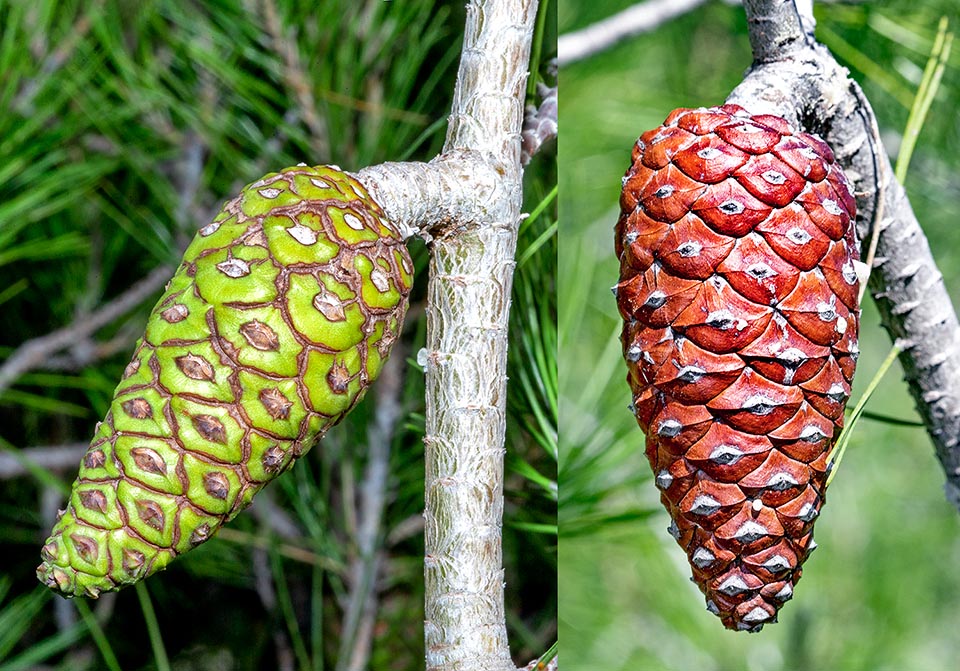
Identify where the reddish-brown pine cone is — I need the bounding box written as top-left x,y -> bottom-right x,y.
614,104 -> 860,632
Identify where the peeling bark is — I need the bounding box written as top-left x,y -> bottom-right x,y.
728,0 -> 960,510
356,1 -> 538,668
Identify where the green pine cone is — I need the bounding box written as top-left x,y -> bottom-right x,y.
37,165 -> 413,598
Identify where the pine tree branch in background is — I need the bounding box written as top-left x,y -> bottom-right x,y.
43,328 -> 141,372
0,265 -> 172,396
338,348 -> 406,671
558,0 -> 867,67
558,0 -> 709,66
727,0 -> 960,510
13,0 -> 102,114
0,444 -> 87,479
250,546 -> 295,671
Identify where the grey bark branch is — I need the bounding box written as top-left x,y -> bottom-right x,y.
728,0 -> 960,510
355,155 -> 502,241
356,1 -> 538,668
742,0 -> 814,61
250,545 -> 295,671
558,0 -> 710,66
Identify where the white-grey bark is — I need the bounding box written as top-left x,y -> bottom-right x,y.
728,0 -> 960,510
522,79 -> 557,166
355,1 -> 538,668
558,0 -> 710,66
355,155 -> 502,242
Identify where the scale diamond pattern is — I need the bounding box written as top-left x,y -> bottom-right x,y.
615,105 -> 860,631
38,165 -> 412,598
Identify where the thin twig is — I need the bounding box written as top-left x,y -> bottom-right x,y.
521,80 -> 557,166
215,528 -> 344,573
172,131 -> 207,245
250,489 -> 305,541
338,346 -> 406,671
0,265 -> 172,396
349,580 -> 383,671
0,443 -> 87,479
44,327 -> 142,372
386,513 -> 425,546
251,546 -> 295,671
558,0 -> 709,66
80,216 -> 104,317
14,1 -> 103,113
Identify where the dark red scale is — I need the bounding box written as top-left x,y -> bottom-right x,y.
819,241 -> 861,311
674,135 -> 750,184
617,210 -> 670,272
692,179 -> 772,237
717,234 -> 800,305
615,105 -> 860,631
657,214 -> 735,280
686,425 -> 772,483
734,153 -> 806,208
737,318 -> 831,385
672,282 -> 773,354
755,204 -> 831,271
652,339 -> 742,404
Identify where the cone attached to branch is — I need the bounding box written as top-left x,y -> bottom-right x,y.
38,165 -> 413,598
615,105 -> 860,631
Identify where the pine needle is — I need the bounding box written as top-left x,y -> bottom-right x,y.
270,547 -> 312,671
895,17 -> 953,184
826,343 -> 902,488
74,599 -> 121,671
135,582 -> 170,671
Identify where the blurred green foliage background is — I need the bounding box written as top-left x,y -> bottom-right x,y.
0,2 -> 556,669
559,1 -> 960,669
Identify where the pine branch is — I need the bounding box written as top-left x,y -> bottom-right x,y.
0,444 -> 87,479
356,1 -> 539,668
258,0 -> 331,161
558,0 -> 709,66
338,348 -> 406,671
425,1 -> 536,665
728,0 -> 960,511
0,265 -> 172,396
522,78 -> 557,166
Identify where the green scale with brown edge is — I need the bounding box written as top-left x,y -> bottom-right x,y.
38,165 -> 413,598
